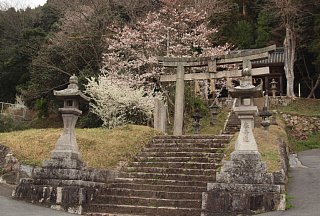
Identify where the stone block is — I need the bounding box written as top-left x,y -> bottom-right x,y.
217,152 -> 273,184
204,183 -> 282,215
13,178 -> 103,214
13,166 -> 118,214
43,158 -> 84,170
32,167 -> 117,183
204,148 -> 287,215
0,144 -> 10,167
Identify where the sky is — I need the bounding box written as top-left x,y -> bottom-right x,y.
0,0 -> 47,9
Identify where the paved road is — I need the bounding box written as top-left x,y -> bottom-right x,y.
0,183 -> 73,216
259,149 -> 320,216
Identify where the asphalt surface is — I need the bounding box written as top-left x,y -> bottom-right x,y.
0,183 -> 73,216
259,149 -> 320,216
0,149 -> 319,216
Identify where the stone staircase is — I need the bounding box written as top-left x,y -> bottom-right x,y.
222,111 -> 241,135
85,135 -> 231,216
223,110 -> 262,135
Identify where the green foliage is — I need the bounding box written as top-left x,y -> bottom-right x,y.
193,96 -> 210,115
78,112 -> 103,128
230,20 -> 255,49
289,131 -> 320,152
0,167 -> 4,176
286,195 -> 295,209
310,14 -> 320,66
273,98 -> 320,116
0,4 -> 60,103
0,116 -> 28,132
123,107 -> 151,126
38,3 -> 61,32
34,98 -> 49,118
255,9 -> 274,47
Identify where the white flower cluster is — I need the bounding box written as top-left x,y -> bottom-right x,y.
85,73 -> 160,128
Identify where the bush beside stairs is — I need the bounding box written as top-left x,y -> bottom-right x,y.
85,135 -> 232,216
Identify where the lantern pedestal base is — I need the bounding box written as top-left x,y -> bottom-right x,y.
43,157 -> 84,170
202,152 -> 285,215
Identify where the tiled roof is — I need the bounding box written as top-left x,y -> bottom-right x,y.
252,47 -> 284,65
231,47 -> 285,65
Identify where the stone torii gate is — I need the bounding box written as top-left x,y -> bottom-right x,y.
158,45 -> 276,135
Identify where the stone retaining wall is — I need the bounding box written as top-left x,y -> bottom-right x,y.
281,113 -> 320,140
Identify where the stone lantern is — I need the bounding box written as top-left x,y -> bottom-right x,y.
43,74 -> 89,169
228,68 -> 262,152
270,78 -> 278,98
192,107 -> 202,134
207,64 -> 279,216
260,106 -> 272,130
14,75 -> 110,214
210,104 -> 219,126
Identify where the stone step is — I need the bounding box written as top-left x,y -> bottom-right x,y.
152,138 -> 229,144
139,151 -> 221,158
222,131 -> 238,135
93,196 -> 202,208
134,156 -> 222,163
97,188 -> 203,200
109,182 -> 206,193
114,178 -> 208,187
129,161 -> 218,169
224,130 -> 239,133
149,142 -> 225,149
143,147 -> 220,153
125,167 -> 215,176
85,204 -> 201,216
225,124 -> 240,127
224,128 -> 239,132
224,128 -> 240,131
86,213 -> 146,216
154,135 -> 229,139
84,134 -> 231,216
118,172 -> 215,182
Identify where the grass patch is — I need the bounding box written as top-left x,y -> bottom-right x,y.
289,131 -> 320,152
223,124 -> 287,172
272,98 -> 320,116
286,195 -> 295,209
0,125 -> 161,168
184,108 -> 229,135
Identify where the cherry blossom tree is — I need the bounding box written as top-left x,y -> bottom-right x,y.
103,3 -> 228,80
85,3 -> 229,127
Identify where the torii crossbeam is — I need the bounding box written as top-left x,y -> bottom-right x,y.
157,45 -> 276,136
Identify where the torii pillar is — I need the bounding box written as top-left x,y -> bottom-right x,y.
174,65 -> 185,136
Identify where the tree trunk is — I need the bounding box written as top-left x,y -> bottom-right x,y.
242,0 -> 246,16
307,74 -> 320,98
284,24 -> 296,97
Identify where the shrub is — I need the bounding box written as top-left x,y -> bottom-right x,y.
34,98 -> 49,118
0,116 -> 27,132
85,74 -> 159,128
78,112 -> 103,128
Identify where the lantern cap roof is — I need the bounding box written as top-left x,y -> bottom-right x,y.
259,106 -> 272,117
229,83 -> 263,98
53,74 -> 90,102
270,78 -> 278,84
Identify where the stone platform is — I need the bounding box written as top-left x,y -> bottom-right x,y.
13,167 -> 117,214
202,152 -> 286,216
